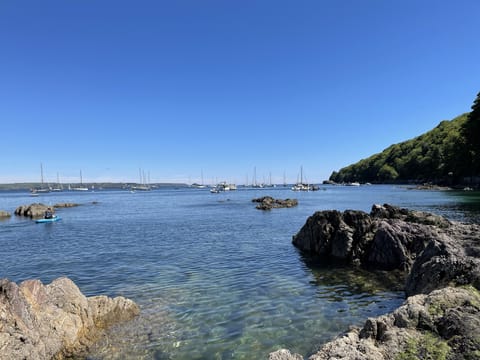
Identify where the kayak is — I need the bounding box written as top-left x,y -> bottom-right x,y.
35,216 -> 61,223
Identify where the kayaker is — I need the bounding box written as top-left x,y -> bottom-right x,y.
44,208 -> 53,219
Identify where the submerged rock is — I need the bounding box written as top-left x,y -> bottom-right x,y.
0,277 -> 139,359
252,196 -> 298,210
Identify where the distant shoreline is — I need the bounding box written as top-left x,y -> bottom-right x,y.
0,183 -> 190,191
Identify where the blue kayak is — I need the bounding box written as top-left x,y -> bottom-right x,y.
35,216 -> 61,223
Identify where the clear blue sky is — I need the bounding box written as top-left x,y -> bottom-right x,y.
1,0 -> 479,184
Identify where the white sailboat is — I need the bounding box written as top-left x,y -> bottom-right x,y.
51,172 -> 64,192
291,166 -> 311,191
31,163 -> 50,194
72,170 -> 89,191
131,168 -> 151,191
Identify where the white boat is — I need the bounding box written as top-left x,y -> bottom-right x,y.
291,166 -> 311,191
131,168 -> 151,191
31,163 -> 50,194
345,182 -> 361,186
51,172 -> 64,192
72,170 -> 89,191
210,181 -> 235,193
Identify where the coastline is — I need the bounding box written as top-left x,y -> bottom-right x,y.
270,204 -> 480,359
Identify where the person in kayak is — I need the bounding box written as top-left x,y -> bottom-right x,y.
44,208 -> 54,219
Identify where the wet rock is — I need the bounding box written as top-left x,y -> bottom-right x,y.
14,203 -> 80,218
53,203 -> 80,208
0,277 -> 139,359
305,286 -> 480,360
14,203 -> 53,218
0,210 -> 11,218
252,196 -> 298,210
274,204 -> 480,360
268,349 -> 303,360
292,204 -> 480,295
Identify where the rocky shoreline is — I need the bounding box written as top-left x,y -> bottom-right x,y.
0,277 -> 139,359
270,204 -> 480,359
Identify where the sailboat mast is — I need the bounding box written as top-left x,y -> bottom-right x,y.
40,163 -> 44,186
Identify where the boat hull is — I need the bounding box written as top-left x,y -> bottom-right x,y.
35,216 -> 61,223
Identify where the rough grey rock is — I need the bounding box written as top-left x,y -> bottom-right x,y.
0,277 -> 139,359
292,204 -> 480,296
271,204 -> 480,360
14,203 -> 80,219
53,203 -> 79,208
306,286 -> 480,360
14,203 -> 54,218
268,349 -> 303,360
253,196 -> 298,210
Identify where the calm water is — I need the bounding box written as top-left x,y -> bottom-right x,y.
1,185 -> 479,359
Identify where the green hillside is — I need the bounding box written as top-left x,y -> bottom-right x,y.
329,113 -> 470,184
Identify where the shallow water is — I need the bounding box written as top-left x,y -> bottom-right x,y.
1,185 -> 478,359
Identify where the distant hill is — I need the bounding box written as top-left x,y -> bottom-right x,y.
329,113 -> 471,185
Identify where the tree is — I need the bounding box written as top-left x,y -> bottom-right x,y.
462,91 -> 480,174
377,164 -> 399,181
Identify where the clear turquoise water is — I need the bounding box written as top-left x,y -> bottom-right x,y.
1,185 -> 477,359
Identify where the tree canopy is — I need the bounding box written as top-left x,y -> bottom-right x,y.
329,112 -> 473,184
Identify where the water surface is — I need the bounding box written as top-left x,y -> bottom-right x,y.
1,185 -> 478,359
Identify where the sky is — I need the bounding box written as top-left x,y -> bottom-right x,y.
1,0 -> 479,185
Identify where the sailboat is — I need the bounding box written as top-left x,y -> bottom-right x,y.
51,172 -> 64,192
31,163 -> 50,194
71,170 -> 89,191
131,168 -> 151,191
191,170 -> 207,188
291,166 -> 311,191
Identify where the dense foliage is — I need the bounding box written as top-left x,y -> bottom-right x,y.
462,91 -> 480,174
329,113 -> 471,184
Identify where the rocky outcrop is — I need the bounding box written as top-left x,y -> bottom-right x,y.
0,277 -> 139,359
270,204 -> 480,359
53,203 -> 79,208
301,286 -> 480,360
14,203 -> 53,218
0,210 -> 11,218
14,203 -> 80,218
252,196 -> 298,210
292,204 -> 480,296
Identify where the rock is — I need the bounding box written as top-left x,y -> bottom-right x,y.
292,204 -> 480,295
0,210 -> 11,218
0,277 -> 139,359
252,196 -> 298,210
268,349 -> 303,360
304,286 -> 480,360
274,204 -> 480,360
54,203 -> 79,208
14,203 -> 79,218
14,203 -> 54,218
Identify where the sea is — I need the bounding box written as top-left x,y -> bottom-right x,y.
1,185 -> 480,359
